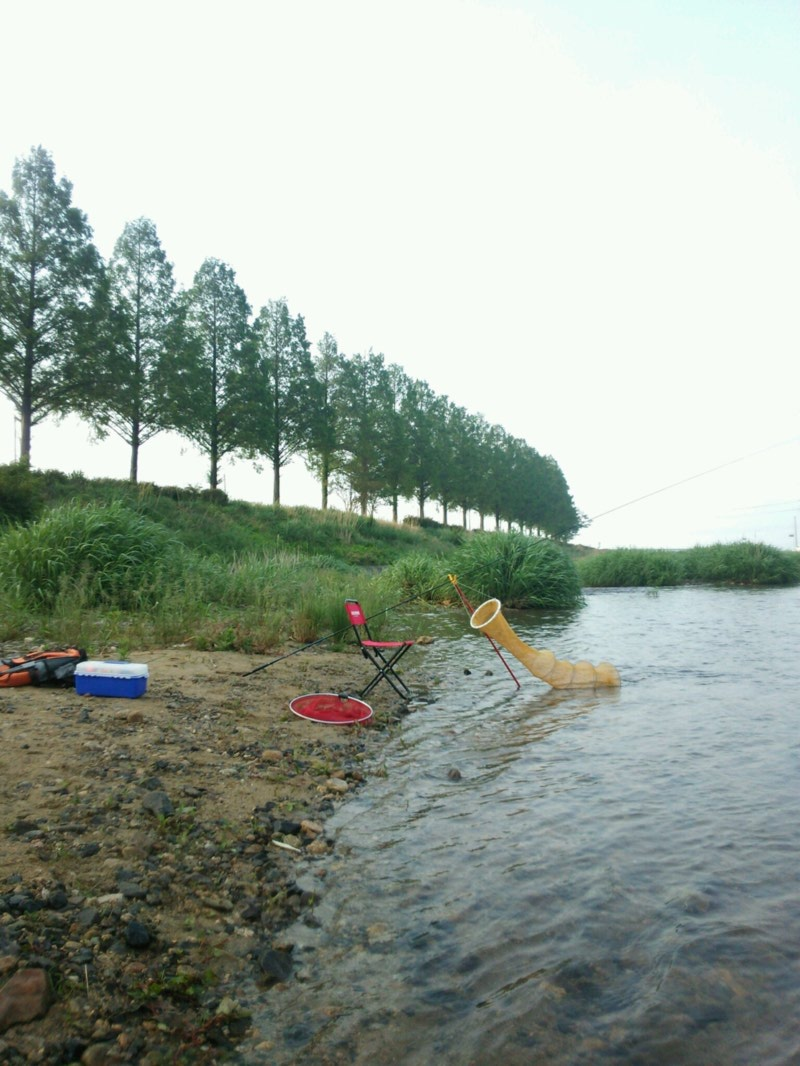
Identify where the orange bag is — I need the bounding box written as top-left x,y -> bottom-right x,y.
0,648 -> 87,687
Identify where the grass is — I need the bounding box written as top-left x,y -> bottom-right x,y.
1,466 -> 797,655
450,532 -> 585,609
577,541 -> 800,588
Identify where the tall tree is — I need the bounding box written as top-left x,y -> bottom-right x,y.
335,351 -> 395,515
0,146 -> 102,462
401,377 -> 445,520
305,331 -> 344,510
377,361 -> 412,523
167,258 -> 250,490
436,402 -> 479,527
242,299 -> 318,505
87,218 -> 181,481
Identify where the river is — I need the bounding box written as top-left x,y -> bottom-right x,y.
241,586 -> 800,1065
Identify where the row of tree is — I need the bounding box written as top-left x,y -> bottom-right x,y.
0,147 -> 583,537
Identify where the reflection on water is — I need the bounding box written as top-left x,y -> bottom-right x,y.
242,588 -> 800,1065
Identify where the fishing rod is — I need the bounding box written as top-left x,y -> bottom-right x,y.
241,579 -> 453,677
589,433 -> 800,523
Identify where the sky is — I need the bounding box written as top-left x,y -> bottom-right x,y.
1,0 -> 799,549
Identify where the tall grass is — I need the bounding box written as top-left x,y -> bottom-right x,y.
0,501 -> 191,609
450,532 -> 584,609
576,548 -> 684,588
0,500 -> 406,654
373,552 -> 453,604
578,541 -> 800,588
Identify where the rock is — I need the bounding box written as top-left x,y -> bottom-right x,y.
81,1043 -> 120,1065
124,920 -> 151,949
0,968 -> 51,1032
255,948 -> 292,985
118,881 -> 148,900
324,778 -> 349,794
305,838 -> 330,856
141,790 -> 173,818
216,995 -> 244,1017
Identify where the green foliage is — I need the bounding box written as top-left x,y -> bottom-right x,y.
241,298 -> 319,504
0,462 -> 44,525
374,552 -> 451,603
578,541 -> 800,588
0,500 -> 190,609
683,541 -> 800,587
576,548 -> 684,587
87,216 -> 182,481
166,257 -> 251,490
0,146 -> 102,462
451,531 -> 584,609
28,473 -> 456,566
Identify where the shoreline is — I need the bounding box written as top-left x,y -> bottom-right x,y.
0,645 -> 416,1064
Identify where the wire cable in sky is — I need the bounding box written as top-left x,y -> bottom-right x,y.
590,434 -> 799,523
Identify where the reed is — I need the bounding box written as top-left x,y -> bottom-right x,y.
451,532 -> 584,609
374,552 -> 452,604
578,541 -> 800,588
576,548 -> 684,587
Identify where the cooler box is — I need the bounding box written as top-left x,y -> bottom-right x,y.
75,660 -> 149,698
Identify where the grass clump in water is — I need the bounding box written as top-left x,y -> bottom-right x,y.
450,532 -> 584,609
576,548 -> 684,588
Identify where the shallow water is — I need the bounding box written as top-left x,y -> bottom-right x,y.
242,587 -> 800,1065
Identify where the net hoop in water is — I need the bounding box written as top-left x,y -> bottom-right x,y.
289,692 -> 373,725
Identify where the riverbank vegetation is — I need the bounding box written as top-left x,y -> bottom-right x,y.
577,542 -> 800,588
1,467 -> 798,657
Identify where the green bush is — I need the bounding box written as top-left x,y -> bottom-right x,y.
578,541 -> 800,588
0,500 -> 191,609
451,532 -> 584,609
374,552 -> 451,604
0,462 -> 44,526
578,548 -> 684,587
683,541 -> 800,587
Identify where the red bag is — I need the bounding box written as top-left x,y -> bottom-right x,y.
0,648 -> 87,687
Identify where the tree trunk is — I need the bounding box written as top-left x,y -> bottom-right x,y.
129,420 -> 140,482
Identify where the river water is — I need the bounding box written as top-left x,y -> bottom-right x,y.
242,587 -> 800,1065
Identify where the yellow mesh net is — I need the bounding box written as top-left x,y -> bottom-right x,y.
470,598 -> 621,689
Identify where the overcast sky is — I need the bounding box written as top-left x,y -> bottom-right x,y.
2,0 -> 799,548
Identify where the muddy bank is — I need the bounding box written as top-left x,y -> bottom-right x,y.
0,645 -> 423,1064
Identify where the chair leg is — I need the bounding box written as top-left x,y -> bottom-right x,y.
359,646 -> 412,699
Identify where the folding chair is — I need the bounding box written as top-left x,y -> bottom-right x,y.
344,599 -> 416,699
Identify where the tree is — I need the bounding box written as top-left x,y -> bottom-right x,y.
533,455 -> 585,540
87,218 -> 181,481
242,299 -> 318,505
401,377 -> 445,520
335,351 -> 396,515
377,361 -> 412,523
305,332 -> 345,509
435,402 -> 481,528
166,258 -> 250,490
472,422 -> 508,530
0,146 -> 102,462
